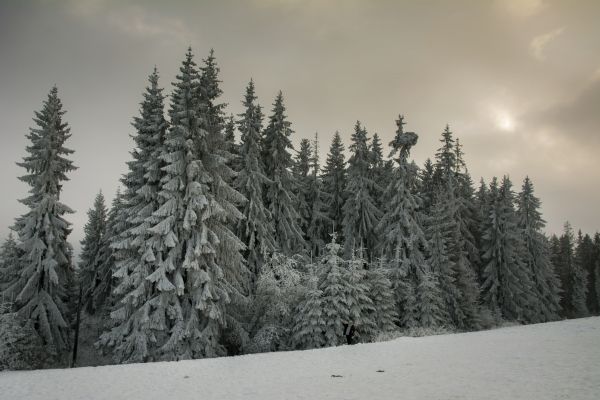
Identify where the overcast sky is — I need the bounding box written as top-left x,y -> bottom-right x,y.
1,0 -> 599,252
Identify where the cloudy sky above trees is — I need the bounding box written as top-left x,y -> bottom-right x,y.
0,0 -> 599,247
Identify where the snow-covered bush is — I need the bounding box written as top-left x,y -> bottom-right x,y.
247,253 -> 305,353
0,304 -> 50,371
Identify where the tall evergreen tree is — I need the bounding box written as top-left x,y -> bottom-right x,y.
223,114 -> 240,183
418,158 -> 436,214
294,138 -> 312,239
322,131 -> 346,235
572,231 -> 590,317
369,133 -> 387,211
306,133 -> 331,258
291,277 -> 325,350
426,194 -> 462,329
78,191 -> 108,314
9,87 -> 76,354
481,176 -> 535,322
235,79 -> 276,286
0,232 -> 22,299
556,222 -> 577,317
91,189 -> 125,314
342,121 -> 381,258
377,116 -> 446,329
262,92 -> 305,255
364,258 -> 397,333
516,177 -> 562,322
198,49 -> 247,293
317,235 -> 375,345
100,68 -> 169,362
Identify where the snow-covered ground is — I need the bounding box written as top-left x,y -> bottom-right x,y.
2,317 -> 599,400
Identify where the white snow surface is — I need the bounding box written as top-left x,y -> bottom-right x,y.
2,317 -> 599,400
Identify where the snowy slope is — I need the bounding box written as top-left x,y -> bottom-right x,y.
2,317 -> 599,400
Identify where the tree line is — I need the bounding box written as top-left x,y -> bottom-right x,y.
1,47 -> 599,369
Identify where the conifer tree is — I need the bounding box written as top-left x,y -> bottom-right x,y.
91,189 -> 125,313
364,257 -> 397,333
235,79 -> 276,286
377,116 -> 445,329
481,176 -> 535,322
516,177 -> 561,322
306,133 -> 331,258
342,121 -> 381,258
555,224 -> 572,315
369,133 -> 387,210
10,87 -> 76,354
433,125 -> 456,187
345,249 -> 377,341
0,232 -> 22,299
426,195 -> 462,329
224,114 -> 240,183
572,231 -> 590,317
311,237 -> 376,345
262,92 -> 305,255
198,49 -> 246,293
322,131 -> 346,235
291,275 -> 325,350
433,126 -> 481,320
78,191 -> 108,314
294,138 -> 312,238
419,158 -> 436,213
100,68 -> 169,362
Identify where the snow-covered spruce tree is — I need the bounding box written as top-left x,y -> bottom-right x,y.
516,177 -> 561,322
248,252 -> 304,353
554,222 -> 582,317
290,273 -> 325,350
318,234 -> 375,345
99,68 -> 169,363
322,131 -> 346,236
345,249 -> 377,341
418,158 -> 436,214
91,189 -> 125,314
433,126 -> 481,309
153,48 -> 243,359
294,138 -> 313,240
432,125 -> 456,187
306,133 -> 331,258
481,176 -> 536,322
425,195 -> 461,329
235,79 -> 276,288
342,121 -> 381,258
375,116 -> 440,330
317,234 -> 349,346
9,86 -> 76,355
199,50 -> 248,353
474,178 -> 489,281
441,185 -> 483,330
0,232 -> 22,298
198,49 -> 247,293
262,91 -> 305,255
579,232 -> 597,314
369,133 -> 387,211
572,231 -> 590,317
224,114 -> 240,179
78,191 -> 108,314
364,257 -> 397,333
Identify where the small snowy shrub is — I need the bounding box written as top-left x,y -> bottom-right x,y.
0,308 -> 50,371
